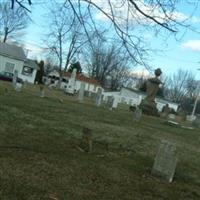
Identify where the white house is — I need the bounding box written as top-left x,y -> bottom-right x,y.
103,87 -> 178,112
47,70 -> 103,93
0,42 -> 38,83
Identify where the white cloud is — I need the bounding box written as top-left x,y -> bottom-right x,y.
182,40 -> 200,52
131,69 -> 150,78
92,0 -> 193,26
23,42 -> 46,59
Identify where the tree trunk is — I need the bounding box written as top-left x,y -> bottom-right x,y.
3,27 -> 9,43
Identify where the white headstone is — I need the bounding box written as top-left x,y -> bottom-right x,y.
186,115 -> 196,122
133,106 -> 142,122
151,140 -> 177,183
95,88 -> 103,107
112,96 -> 119,109
40,85 -> 45,97
15,82 -> 22,92
168,114 -> 176,120
107,96 -> 114,110
66,68 -> 77,94
78,83 -> 85,102
12,70 -> 18,87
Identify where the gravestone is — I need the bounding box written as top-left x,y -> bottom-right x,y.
95,88 -> 103,107
78,82 -> 85,103
15,82 -> 22,92
168,114 -> 176,120
151,140 -> 177,183
107,96 -> 114,110
161,104 -> 170,118
186,115 -> 196,122
39,85 -> 45,97
192,116 -> 200,128
84,90 -> 89,97
66,68 -> 77,94
133,106 -> 142,122
80,127 -> 93,153
176,106 -> 186,122
12,70 -> 18,87
112,96 -> 119,109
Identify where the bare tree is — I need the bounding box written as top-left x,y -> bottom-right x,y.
44,2 -> 89,79
165,69 -> 196,103
7,0 -> 199,70
84,38 -> 131,89
61,0 -> 199,68
10,0 -> 31,12
0,1 -> 29,42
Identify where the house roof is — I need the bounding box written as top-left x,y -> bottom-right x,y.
0,42 -> 26,61
24,59 -> 39,70
62,71 -> 101,86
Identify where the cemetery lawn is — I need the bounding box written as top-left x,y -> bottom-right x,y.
1,82 -> 200,200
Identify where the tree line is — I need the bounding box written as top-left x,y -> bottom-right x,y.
1,0 -> 200,113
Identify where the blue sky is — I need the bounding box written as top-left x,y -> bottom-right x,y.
21,0 -> 200,79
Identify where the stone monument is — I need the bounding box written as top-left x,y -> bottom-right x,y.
140,68 -> 162,116
151,140 -> 177,183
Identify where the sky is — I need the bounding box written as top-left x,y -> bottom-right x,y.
20,0 -> 200,80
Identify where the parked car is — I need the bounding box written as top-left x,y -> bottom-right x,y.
0,71 -> 23,83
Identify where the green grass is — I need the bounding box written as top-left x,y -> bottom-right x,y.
0,81 -> 200,199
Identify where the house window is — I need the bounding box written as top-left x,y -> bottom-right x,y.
5,62 -> 15,73
22,66 -> 33,76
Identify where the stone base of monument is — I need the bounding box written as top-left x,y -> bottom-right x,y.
139,100 -> 159,117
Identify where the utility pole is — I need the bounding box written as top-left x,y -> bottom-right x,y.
191,69 -> 200,119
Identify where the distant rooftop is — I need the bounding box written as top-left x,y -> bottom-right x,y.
62,71 -> 101,86
0,42 -> 26,61
24,59 -> 39,70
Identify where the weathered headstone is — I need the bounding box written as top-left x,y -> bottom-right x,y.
112,96 -> 119,109
168,114 -> 176,120
192,116 -> 200,128
176,106 -> 186,123
12,70 -> 18,87
151,140 -> 177,182
186,115 -> 196,122
15,82 -> 22,92
66,68 -> 77,94
78,82 -> 85,103
95,88 -> 103,107
80,127 -> 93,153
133,106 -> 142,122
39,85 -> 45,97
161,104 -> 170,118
107,96 -> 114,110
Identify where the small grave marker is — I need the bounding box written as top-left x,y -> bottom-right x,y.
112,96 -> 119,109
151,140 -> 177,183
39,85 -> 45,97
79,127 -> 93,153
95,88 -> 103,107
133,106 -> 142,122
78,83 -> 85,102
